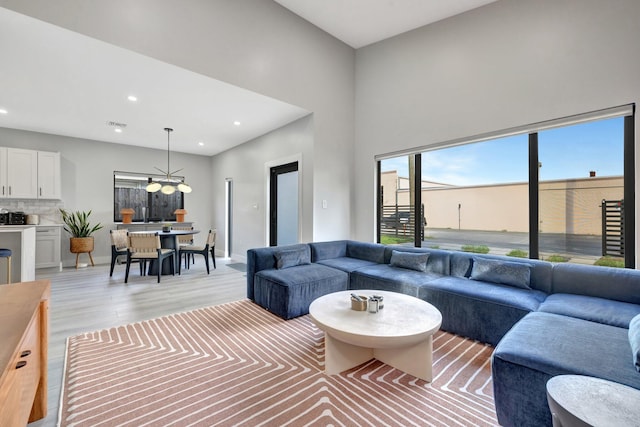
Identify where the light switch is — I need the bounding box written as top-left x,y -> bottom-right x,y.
322,200 -> 327,209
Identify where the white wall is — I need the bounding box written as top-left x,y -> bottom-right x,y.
0,0 -> 356,248
211,115 -> 313,260
354,0 -> 640,261
0,127 -> 212,266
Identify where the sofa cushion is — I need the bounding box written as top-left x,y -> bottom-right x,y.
309,240 -> 347,261
383,247 -> 450,275
253,264 -> 348,319
316,257 -> 378,273
247,243 -> 310,300
539,293 -> 640,328
421,276 -> 545,346
390,250 -> 429,272
346,241 -> 386,263
552,262 -> 640,304
274,247 -> 310,269
470,257 -> 531,289
631,314 -> 640,372
492,311 -> 640,427
350,264 -> 442,297
450,252 -> 553,294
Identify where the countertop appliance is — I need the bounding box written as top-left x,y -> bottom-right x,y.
8,211 -> 26,225
25,214 -> 39,225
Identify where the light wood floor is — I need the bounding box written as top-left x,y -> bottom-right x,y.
28,257 -> 247,427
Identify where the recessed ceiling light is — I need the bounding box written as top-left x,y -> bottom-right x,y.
0,109 -> 7,115
198,141 -> 204,146
233,121 -> 241,126
127,95 -> 138,102
114,128 -> 123,133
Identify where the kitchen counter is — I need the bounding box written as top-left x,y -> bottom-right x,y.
0,226 -> 36,283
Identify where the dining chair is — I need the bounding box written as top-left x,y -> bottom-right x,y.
110,229 -> 144,277
125,232 -> 176,283
173,226 -> 195,269
179,229 -> 216,274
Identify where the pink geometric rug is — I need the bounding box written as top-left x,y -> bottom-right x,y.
59,299 -> 498,426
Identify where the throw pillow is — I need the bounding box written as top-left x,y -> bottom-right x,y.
274,248 -> 310,269
630,314 -> 640,372
389,250 -> 430,272
470,257 -> 532,289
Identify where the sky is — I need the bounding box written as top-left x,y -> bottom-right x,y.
381,117 -> 624,186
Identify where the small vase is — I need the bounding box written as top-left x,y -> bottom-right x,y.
162,226 -> 171,233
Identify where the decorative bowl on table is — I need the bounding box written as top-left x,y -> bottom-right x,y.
350,295 -> 368,311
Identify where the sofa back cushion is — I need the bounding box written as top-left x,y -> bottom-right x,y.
552,263 -> 640,304
383,247 -> 450,275
450,252 -> 553,293
309,240 -> 348,262
470,257 -> 532,289
346,241 -> 386,264
274,247 -> 311,269
389,250 -> 430,272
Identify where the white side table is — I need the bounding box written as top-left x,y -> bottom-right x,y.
546,375 -> 640,427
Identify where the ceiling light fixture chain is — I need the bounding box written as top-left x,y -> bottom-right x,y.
146,127 -> 192,194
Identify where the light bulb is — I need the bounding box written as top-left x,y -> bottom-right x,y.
177,183 -> 192,193
146,182 -> 161,192
161,184 -> 176,195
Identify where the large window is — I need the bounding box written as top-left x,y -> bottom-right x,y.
113,172 -> 185,222
537,118 -> 624,265
377,105 -> 634,268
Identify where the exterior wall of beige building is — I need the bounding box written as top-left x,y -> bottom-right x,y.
381,171 -> 623,235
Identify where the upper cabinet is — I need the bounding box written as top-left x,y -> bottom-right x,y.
0,148 -> 61,199
37,151 -> 61,199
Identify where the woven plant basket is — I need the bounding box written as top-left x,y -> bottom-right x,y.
70,237 -> 94,253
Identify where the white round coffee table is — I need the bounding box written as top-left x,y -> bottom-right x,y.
309,290 -> 442,381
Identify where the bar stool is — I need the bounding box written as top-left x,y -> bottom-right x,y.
0,248 -> 11,284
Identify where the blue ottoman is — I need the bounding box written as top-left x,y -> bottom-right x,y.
254,264 -> 348,319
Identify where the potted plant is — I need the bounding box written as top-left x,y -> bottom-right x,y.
60,209 -> 104,268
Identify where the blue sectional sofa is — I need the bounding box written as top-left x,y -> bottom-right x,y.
246,240 -> 640,427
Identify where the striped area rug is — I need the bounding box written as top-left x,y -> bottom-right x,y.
59,299 -> 498,426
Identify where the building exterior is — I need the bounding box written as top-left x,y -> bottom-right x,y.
382,170 -> 623,235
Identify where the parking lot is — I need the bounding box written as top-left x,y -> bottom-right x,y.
387,228 -> 610,264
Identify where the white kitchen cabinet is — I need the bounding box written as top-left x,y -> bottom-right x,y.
6,148 -> 38,199
0,147 -> 6,197
35,226 -> 62,269
37,151 -> 61,199
0,148 -> 61,199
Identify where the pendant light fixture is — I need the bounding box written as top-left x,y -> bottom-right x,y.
146,127 -> 192,194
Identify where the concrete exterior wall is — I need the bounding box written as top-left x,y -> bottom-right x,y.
385,170 -> 623,235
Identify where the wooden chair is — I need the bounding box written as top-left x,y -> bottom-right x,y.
125,232 -> 176,283
179,229 -> 216,274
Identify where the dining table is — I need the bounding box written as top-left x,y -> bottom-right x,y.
129,229 -> 200,275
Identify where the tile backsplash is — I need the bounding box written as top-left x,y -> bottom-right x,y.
0,199 -> 65,224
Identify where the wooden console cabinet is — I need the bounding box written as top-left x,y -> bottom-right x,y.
0,280 -> 50,425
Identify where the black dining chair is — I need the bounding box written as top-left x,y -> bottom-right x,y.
179,229 -> 216,274
125,232 -> 176,283
110,229 -> 144,277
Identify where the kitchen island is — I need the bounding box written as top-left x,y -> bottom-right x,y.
0,226 -> 36,284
